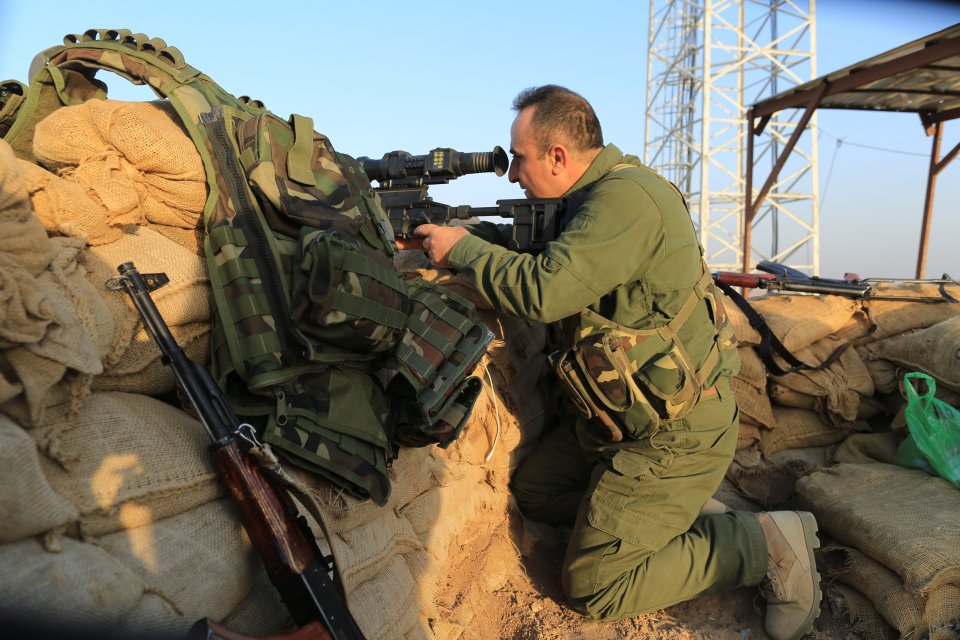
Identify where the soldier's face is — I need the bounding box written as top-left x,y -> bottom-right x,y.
508,107 -> 563,199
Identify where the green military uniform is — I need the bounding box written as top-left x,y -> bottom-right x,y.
448,144 -> 769,619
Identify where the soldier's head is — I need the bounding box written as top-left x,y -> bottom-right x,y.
507,85 -> 604,199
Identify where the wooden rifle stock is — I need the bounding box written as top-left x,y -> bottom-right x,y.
192,619 -> 332,640
712,271 -> 776,289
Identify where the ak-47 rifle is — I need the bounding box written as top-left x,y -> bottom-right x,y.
107,262 -> 366,640
713,261 -> 960,303
358,146 -> 570,253
711,261 -> 958,376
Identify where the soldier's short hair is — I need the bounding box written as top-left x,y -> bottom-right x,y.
512,85 -> 604,157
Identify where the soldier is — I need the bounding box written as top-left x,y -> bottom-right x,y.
409,85 -> 821,640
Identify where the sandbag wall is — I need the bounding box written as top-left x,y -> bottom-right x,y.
722,285 -> 960,638
5,93 -> 959,640
0,100 -> 555,639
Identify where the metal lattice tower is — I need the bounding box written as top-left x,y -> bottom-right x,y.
645,0 -> 819,273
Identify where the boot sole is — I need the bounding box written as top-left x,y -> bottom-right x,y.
791,511 -> 822,640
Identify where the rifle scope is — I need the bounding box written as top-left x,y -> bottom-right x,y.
359,146 -> 508,184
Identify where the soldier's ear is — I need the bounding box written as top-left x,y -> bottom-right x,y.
549,144 -> 569,175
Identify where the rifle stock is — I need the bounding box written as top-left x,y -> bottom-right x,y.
711,271 -> 776,290
190,619 -> 332,640
108,262 -> 365,640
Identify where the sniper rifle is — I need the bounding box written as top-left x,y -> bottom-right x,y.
107,262 -> 365,640
359,146 -> 570,253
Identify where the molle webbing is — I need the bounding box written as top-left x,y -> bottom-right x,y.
559,262 -> 737,440
2,29 -> 490,505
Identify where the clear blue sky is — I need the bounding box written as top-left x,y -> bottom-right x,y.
0,1 -> 957,279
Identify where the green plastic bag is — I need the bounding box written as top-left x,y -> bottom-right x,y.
894,431 -> 937,476
903,372 -> 960,489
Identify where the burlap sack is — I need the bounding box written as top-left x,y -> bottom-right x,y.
856,347 -> 900,394
0,237 -> 111,428
797,463 -> 960,594
32,392 -> 221,538
725,295 -> 761,346
217,567 -> 292,637
768,381 -> 817,410
0,139 -> 52,275
830,546 -> 924,638
0,413 -> 77,542
736,419 -> 761,451
0,499 -> 257,639
0,536 -> 149,635
32,99 -> 206,231
736,345 -> 767,389
825,582 -> 898,640
773,336 -> 874,421
824,545 -> 960,639
864,317 -> 960,392
831,432 -> 900,466
750,293 -> 861,352
97,498 -> 257,634
732,376 -> 776,428
863,282 -> 960,341
18,158 -> 127,245
760,405 -> 866,458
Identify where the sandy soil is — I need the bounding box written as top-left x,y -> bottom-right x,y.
434,508 -> 855,640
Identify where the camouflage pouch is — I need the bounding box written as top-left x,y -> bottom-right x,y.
236,111 -> 396,255
255,367 -> 394,505
553,309 -> 704,440
550,348 -> 626,442
380,278 -> 494,448
291,227 -> 409,357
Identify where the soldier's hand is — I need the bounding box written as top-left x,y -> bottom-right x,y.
413,224 -> 469,269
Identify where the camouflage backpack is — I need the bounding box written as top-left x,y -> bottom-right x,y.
1,29 -> 491,504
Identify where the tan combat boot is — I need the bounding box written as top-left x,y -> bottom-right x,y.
757,511 -> 821,640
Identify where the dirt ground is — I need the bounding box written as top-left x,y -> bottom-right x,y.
434,508 -> 855,640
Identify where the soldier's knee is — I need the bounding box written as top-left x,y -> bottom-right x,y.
509,463 -> 553,519
560,541 -> 660,620
562,562 -> 623,620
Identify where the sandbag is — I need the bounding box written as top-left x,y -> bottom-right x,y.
0,413 -> 77,542
750,293 -> 861,353
759,405 -> 866,458
773,335 -> 874,422
32,99 -> 206,233
797,463 -> 960,594
863,282 -> 960,340
18,158 -> 127,245
0,536 -> 149,635
864,317 -> 960,392
0,139 -> 51,275
32,392 -> 221,538
0,237 -> 110,428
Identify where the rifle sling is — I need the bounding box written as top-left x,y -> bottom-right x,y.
715,281 -> 852,377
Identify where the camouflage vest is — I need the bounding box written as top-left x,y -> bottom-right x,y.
552,265 -> 738,442
1,29 -> 491,504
